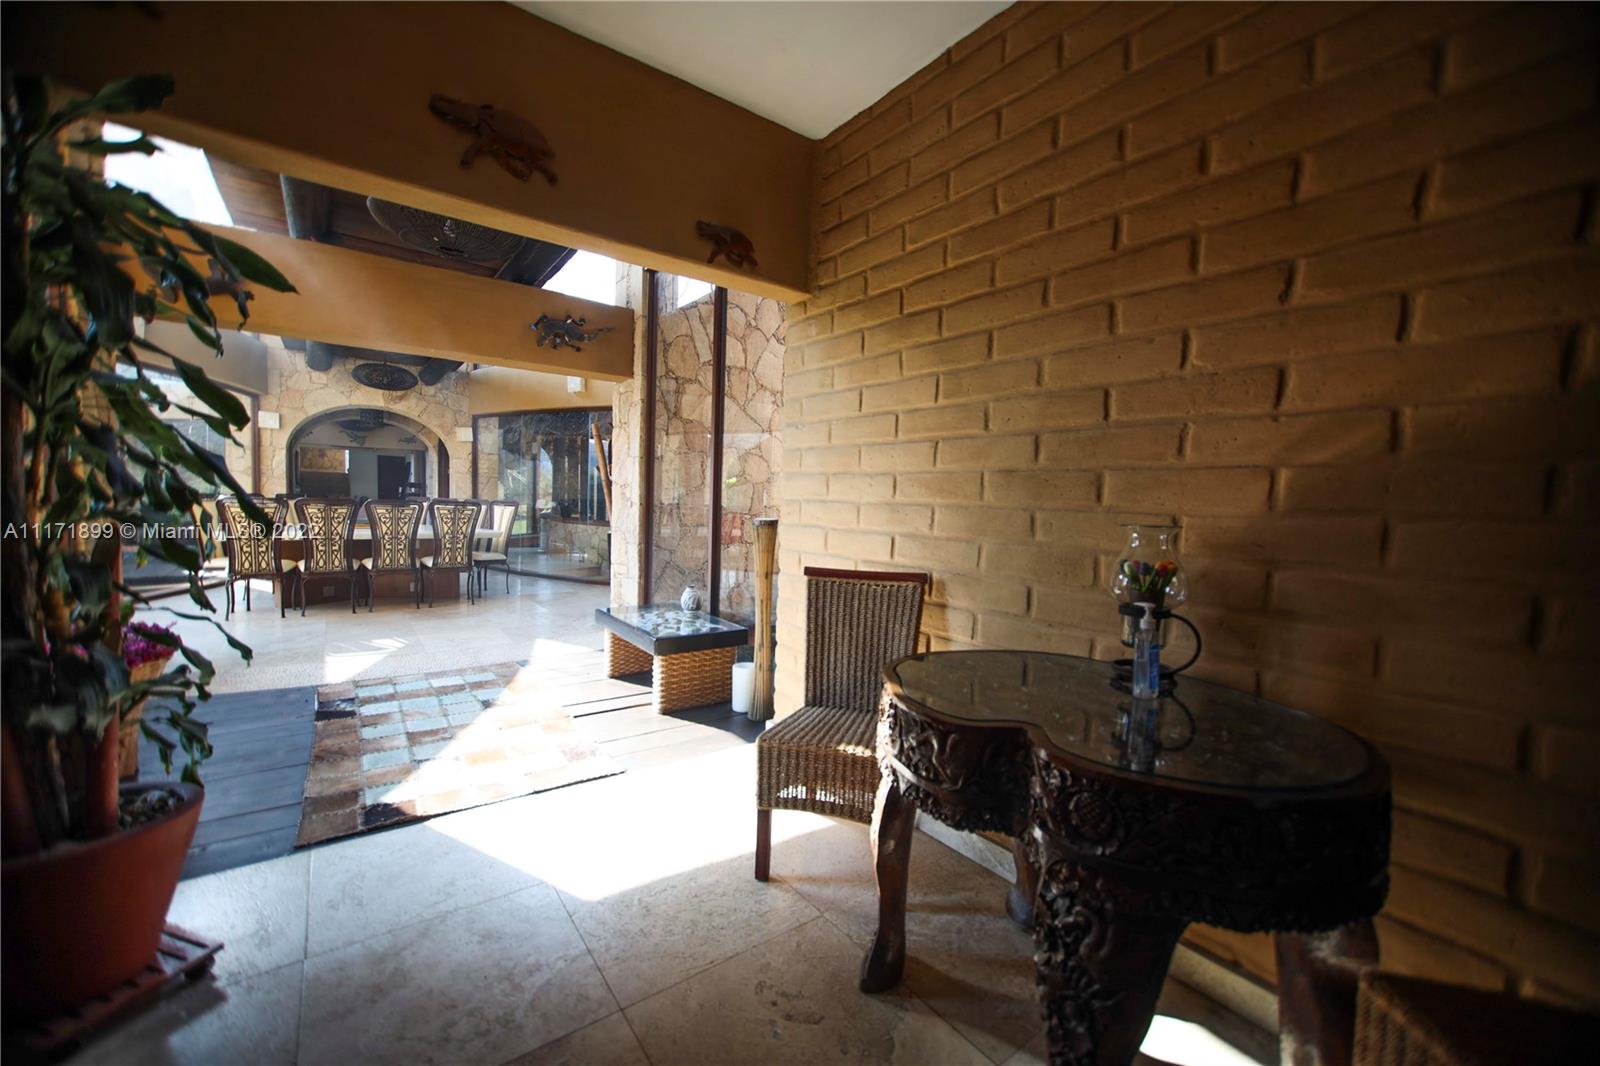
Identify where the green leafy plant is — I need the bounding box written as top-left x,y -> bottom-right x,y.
2,72 -> 294,850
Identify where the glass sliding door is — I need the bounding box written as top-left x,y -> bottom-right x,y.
716,290 -> 785,625
475,408 -> 611,583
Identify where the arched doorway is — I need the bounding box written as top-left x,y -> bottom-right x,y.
285,407 -> 447,498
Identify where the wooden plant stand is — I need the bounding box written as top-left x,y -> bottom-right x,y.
7,924 -> 222,1060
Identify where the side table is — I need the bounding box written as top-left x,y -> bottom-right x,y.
595,606 -> 750,713
861,650 -> 1391,1066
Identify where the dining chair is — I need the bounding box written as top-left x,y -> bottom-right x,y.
471,498 -> 519,597
357,498 -> 424,612
420,498 -> 482,608
753,566 -> 928,882
196,495 -> 230,590
216,495 -> 297,619
292,497 -> 362,615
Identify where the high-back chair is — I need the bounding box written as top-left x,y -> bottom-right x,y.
753,566 -> 928,881
471,498 -> 519,596
420,498 -> 482,608
358,498 -> 424,611
216,494 -> 296,619
292,497 -> 361,614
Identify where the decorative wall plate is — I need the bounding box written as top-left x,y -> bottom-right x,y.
351,363 -> 419,392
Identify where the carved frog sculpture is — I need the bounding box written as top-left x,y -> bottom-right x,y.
428,94 -> 557,185
696,221 -> 758,269
532,313 -> 612,352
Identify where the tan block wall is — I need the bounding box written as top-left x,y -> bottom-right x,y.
781,1 -> 1600,1003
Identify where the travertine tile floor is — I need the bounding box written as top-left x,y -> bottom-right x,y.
137,575 -> 608,694
69,740 -> 1267,1066
116,576 -> 1266,1065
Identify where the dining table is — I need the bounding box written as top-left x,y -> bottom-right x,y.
859,650 -> 1391,1066
272,522 -> 460,605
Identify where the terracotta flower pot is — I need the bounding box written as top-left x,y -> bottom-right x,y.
1,781 -> 203,1020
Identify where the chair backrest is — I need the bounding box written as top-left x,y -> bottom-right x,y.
485,499 -> 519,553
197,496 -> 225,562
802,567 -> 928,713
427,498 -> 482,568
364,498 -> 424,572
217,495 -> 284,577
294,497 -> 360,574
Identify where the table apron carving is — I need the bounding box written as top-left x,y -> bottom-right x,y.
863,670 -> 1391,1066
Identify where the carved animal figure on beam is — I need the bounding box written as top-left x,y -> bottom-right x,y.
531,313 -> 612,352
696,221 -> 757,269
428,94 -> 557,185
203,257 -> 254,318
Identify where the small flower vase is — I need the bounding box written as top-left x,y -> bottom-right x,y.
1108,524 -> 1188,648
679,587 -> 702,612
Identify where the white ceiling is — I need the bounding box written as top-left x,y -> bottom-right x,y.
514,1 -> 1012,139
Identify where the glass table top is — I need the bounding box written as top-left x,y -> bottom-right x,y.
601,606 -> 749,639
887,651 -> 1369,791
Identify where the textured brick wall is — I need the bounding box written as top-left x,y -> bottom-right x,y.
779,1 -> 1599,1003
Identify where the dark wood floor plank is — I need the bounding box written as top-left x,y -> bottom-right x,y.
191,804 -> 303,846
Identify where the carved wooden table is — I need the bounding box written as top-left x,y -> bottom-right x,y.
860,651 -> 1390,1066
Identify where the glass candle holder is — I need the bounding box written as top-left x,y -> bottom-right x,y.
1108,524 -> 1188,648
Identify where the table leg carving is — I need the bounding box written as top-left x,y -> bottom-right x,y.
1275,920 -> 1378,1066
1033,861 -> 1187,1066
860,771 -> 916,993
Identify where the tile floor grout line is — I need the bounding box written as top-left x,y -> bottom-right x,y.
606,903 -> 827,1015
529,882 -> 650,1065
771,857 -> 1043,1062
300,872 -> 551,963
773,874 -> 1027,1066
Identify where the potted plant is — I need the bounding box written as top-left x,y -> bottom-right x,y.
1,71 -> 294,1018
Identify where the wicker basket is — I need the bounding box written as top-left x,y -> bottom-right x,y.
119,657 -> 171,780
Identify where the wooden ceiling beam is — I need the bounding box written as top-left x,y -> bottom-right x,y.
143,226 -> 635,380
9,2 -> 812,300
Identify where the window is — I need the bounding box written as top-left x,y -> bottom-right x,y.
542,250 -> 621,307
115,363 -> 254,490
100,123 -> 234,228
674,276 -> 713,308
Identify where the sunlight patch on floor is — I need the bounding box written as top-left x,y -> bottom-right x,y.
1140,1015 -> 1263,1065
322,638 -> 405,682
425,744 -> 830,903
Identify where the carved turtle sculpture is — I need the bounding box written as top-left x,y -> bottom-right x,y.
428,93 -> 557,185
532,313 -> 612,352
696,221 -> 758,269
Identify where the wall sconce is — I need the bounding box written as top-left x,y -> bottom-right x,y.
257,411 -> 281,430
566,376 -> 587,394
454,427 -> 475,444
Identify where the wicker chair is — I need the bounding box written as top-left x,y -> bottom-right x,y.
217,495 -> 296,619
357,498 -> 423,611
471,498 -> 519,596
420,498 -> 482,607
754,566 -> 928,881
292,497 -> 361,614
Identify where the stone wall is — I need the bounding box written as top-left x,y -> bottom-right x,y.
785,2 -> 1599,1004
607,277 -> 786,617
651,287 -> 718,603
609,264 -> 649,607
255,336 -> 471,498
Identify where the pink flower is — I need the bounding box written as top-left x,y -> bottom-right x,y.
123,622 -> 176,670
